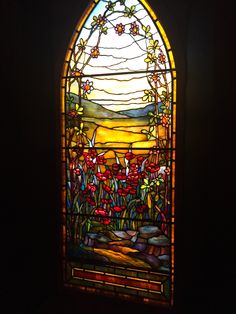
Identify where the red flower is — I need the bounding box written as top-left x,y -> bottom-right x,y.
96,173 -> 107,181
95,207 -> 107,216
103,170 -> 112,179
87,183 -> 96,192
102,184 -> 113,194
129,188 -> 137,195
130,163 -> 138,171
88,148 -> 97,158
97,155 -> 107,165
112,163 -> 121,172
87,197 -> 95,206
115,172 -> 127,180
137,156 -> 148,165
111,205 -> 126,212
101,218 -> 111,225
125,152 -> 136,160
118,188 -> 129,197
136,204 -> 148,213
146,162 -> 160,173
102,198 -> 112,204
73,168 -> 81,175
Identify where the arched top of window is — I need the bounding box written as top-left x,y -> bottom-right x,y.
61,0 -> 176,308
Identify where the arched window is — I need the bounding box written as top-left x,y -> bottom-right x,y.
61,0 -> 176,307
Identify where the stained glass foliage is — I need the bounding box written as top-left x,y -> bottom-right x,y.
61,0 -> 176,307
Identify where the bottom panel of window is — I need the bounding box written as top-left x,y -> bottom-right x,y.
63,261 -> 172,307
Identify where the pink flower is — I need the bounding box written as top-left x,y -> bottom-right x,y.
130,21 -> 139,36
115,23 -> 125,35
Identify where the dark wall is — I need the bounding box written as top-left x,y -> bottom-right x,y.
1,0 -> 234,313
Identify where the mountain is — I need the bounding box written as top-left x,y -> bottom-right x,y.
117,103 -> 156,117
67,93 -> 129,119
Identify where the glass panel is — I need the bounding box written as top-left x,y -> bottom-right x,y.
61,0 -> 176,307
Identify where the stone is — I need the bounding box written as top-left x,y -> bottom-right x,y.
126,230 -> 137,237
136,237 -> 147,243
103,230 -> 122,241
148,235 -> 169,246
134,242 -> 147,252
138,225 -> 162,238
158,255 -> 170,267
112,231 -> 131,239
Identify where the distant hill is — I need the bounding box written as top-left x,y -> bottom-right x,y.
117,103 -> 156,117
67,93 -> 129,119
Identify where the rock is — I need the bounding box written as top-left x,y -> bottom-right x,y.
148,235 -> 169,246
134,242 -> 147,252
138,225 -> 162,238
85,233 -> 111,246
126,230 -> 137,237
103,230 -> 122,241
158,255 -> 170,267
112,231 -> 131,239
158,266 -> 170,273
131,234 -> 138,242
136,237 -> 147,243
96,234 -> 111,243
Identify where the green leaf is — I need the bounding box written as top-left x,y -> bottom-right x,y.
102,27 -> 108,34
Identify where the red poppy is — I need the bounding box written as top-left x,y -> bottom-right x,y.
73,168 -> 81,175
146,162 -> 160,173
111,205 -> 126,212
118,188 -> 129,197
136,204 -> 148,213
102,198 -> 112,204
87,183 -> 96,192
95,207 -> 107,216
137,156 -> 148,165
130,163 -> 138,171
88,148 -> 97,158
87,197 -> 95,206
112,163 -> 120,172
115,172 -> 127,180
101,218 -> 111,225
97,155 -> 107,165
102,184 -> 113,194
129,188 -> 137,195
125,152 -> 136,160
103,170 -> 112,179
96,172 -> 107,181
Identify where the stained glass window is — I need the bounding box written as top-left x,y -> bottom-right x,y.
61,0 -> 176,307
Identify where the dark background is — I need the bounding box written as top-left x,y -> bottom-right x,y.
1,0 -> 235,313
